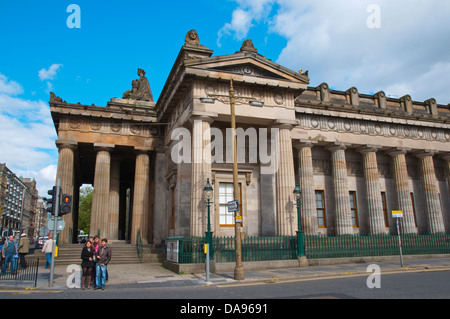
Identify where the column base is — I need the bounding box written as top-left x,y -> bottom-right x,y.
298,256 -> 309,268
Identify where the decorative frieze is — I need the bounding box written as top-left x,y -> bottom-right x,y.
300,114 -> 450,142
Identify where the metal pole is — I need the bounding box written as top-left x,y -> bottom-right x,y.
205,243 -> 210,283
49,179 -> 61,287
230,79 -> 245,281
396,218 -> 403,267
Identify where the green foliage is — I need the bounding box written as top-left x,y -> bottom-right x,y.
78,185 -> 93,235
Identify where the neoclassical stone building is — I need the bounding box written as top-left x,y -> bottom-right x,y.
50,30 -> 450,245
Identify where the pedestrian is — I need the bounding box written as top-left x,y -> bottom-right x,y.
80,240 -> 95,290
91,235 -> 100,287
42,233 -> 54,269
1,235 -> 17,274
95,238 -> 111,290
18,233 -> 30,269
0,237 -> 5,269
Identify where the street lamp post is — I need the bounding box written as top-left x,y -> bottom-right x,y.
203,178 -> 213,259
230,79 -> 245,280
293,183 -> 306,259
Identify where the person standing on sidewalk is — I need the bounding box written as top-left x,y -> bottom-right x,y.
1,235 -> 17,274
42,233 -> 54,269
80,240 -> 95,290
95,238 -> 111,290
18,233 -> 30,269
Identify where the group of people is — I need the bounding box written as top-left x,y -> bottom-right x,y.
80,236 -> 111,290
0,233 -> 31,274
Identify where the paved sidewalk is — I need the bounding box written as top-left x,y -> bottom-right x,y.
2,256 -> 450,290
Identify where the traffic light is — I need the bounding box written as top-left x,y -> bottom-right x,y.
46,186 -> 61,216
60,194 -> 72,216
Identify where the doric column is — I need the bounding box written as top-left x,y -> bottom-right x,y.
107,158 -> 120,240
441,154 -> 450,197
358,146 -> 386,234
327,143 -> 353,235
131,148 -> 150,245
388,148 -> 417,234
55,140 -> 77,244
190,116 -> 213,237
416,151 -> 445,233
90,144 -> 114,238
294,140 -> 318,235
273,122 -> 296,236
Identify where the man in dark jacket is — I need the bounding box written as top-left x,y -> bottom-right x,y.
1,235 -> 17,274
95,238 -> 111,290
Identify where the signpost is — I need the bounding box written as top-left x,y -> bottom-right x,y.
392,210 -> 404,267
204,243 -> 210,284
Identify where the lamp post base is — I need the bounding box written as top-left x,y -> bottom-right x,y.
234,265 -> 245,281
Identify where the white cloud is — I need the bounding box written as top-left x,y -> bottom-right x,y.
0,74 -> 24,96
0,73 -> 58,197
219,0 -> 450,104
38,64 -> 63,81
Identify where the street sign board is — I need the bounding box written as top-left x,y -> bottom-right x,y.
392,210 -> 403,218
47,217 -> 65,233
227,200 -> 239,213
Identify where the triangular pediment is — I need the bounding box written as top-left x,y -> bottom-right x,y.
184,53 -> 309,85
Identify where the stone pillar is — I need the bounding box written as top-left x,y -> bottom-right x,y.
131,148 -> 150,245
90,144 -> 114,238
416,151 -> 445,233
107,158 -> 120,240
55,141 -> 77,244
274,122 -> 296,236
388,148 -> 417,234
327,143 -> 353,235
190,116 -> 213,237
358,146 -> 386,234
294,140 -> 318,235
441,155 -> 450,196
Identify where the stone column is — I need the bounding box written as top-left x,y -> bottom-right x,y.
90,144 -> 114,238
55,140 -> 77,244
416,151 -> 445,233
190,116 -> 213,237
131,148 -> 150,245
294,140 -> 318,235
274,122 -> 296,236
441,154 -> 450,196
107,158 -> 120,240
388,148 -> 417,234
358,146 -> 386,234
327,143 -> 353,235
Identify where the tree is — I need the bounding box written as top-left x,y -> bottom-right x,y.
78,185 -> 93,235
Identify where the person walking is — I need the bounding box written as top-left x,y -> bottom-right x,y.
1,235 -> 17,274
80,240 -> 95,290
18,233 -> 30,269
42,233 -> 54,269
95,238 -> 111,290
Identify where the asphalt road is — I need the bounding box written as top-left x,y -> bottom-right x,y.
2,267 -> 449,302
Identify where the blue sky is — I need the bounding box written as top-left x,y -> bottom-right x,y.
1,0 -> 449,196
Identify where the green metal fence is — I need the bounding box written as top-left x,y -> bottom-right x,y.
171,233 -> 450,264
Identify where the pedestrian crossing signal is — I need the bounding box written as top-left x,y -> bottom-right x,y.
60,194 -> 72,215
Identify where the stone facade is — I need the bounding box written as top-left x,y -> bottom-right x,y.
50,31 -> 450,245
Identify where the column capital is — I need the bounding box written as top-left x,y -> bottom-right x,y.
387,147 -> 410,157
188,112 -> 216,125
134,146 -> 152,155
293,139 -> 318,150
56,140 -> 77,151
357,145 -> 382,154
93,143 -> 115,152
414,150 -> 436,159
271,119 -> 299,130
326,142 -> 351,152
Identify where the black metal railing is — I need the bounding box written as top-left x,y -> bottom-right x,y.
0,258 -> 40,287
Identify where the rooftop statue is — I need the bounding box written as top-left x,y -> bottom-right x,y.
122,68 -> 153,102
185,29 -> 200,45
240,39 -> 258,53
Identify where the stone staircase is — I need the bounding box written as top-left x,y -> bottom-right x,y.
54,241 -> 163,266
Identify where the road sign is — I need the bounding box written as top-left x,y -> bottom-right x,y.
47,217 -> 65,233
227,200 -> 239,213
392,210 -> 403,218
